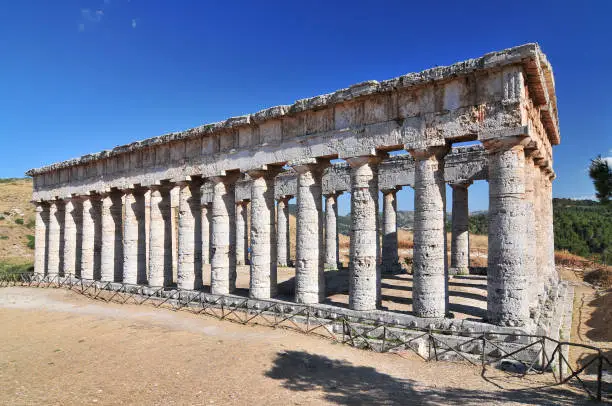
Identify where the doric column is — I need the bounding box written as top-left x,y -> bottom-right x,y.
410,147 -> 449,318
347,155 -> 382,311
324,193 -> 340,270
170,186 -> 179,284
523,156 -> 539,311
100,192 -> 120,282
449,182 -> 471,276
292,159 -> 329,304
62,198 -> 78,277
148,185 -> 172,287
235,201 -> 248,266
177,180 -> 203,290
34,202 -> 49,276
47,201 -> 62,278
200,201 -> 211,265
80,196 -> 95,279
542,172 -> 558,288
123,188 -> 146,285
381,188 -> 400,274
210,173 -> 239,295
248,167 -> 282,299
276,196 -> 291,267
485,138 -> 529,326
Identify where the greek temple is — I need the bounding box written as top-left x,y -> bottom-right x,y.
26,43 -> 560,328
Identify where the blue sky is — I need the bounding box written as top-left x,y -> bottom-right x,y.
1,0 -> 610,214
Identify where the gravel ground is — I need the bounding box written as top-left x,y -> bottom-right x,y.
0,287 -> 591,405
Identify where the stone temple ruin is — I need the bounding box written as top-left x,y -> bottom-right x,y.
26,44 -> 564,339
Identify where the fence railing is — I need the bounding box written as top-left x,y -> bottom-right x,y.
1,272 -> 610,402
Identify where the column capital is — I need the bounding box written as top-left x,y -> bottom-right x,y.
380,187 -> 400,195
288,157 -> 331,174
209,171 -> 241,185
482,136 -> 530,154
407,145 -> 450,160
277,194 -> 293,202
246,164 -> 284,179
449,180 -> 473,189
345,153 -> 384,168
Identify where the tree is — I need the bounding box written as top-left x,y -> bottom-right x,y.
588,155 -> 611,204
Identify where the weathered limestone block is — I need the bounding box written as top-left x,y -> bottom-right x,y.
63,198 -> 78,276
177,181 -> 202,290
324,193 -> 340,270
411,147 -> 448,318
47,201 -> 62,277
486,140 -> 529,326
450,182 -> 471,275
249,168 -> 282,299
235,201 -> 248,266
149,186 -> 172,287
211,174 -> 239,295
293,159 -> 329,304
347,155 -> 382,311
123,189 -> 146,285
34,203 -> 49,276
276,196 -> 291,267
381,188 -> 400,274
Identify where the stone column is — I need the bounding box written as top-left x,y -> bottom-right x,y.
47,201 -> 61,278
347,156 -> 382,311
248,168 -> 281,299
210,174 -> 239,295
62,198 -> 78,277
485,139 -> 529,326
324,193 -> 340,270
149,186 -> 172,287
34,202 -> 49,276
123,189 -> 146,285
170,186 -> 179,284
381,188 -> 400,274
100,193 -> 115,282
292,159 -> 329,304
523,156 -> 538,311
201,202 -> 211,265
449,182 -> 471,276
177,180 -> 203,290
543,172 -> 558,288
410,147 -> 448,318
80,196 -> 95,279
235,201 -> 248,266
276,196 -> 291,267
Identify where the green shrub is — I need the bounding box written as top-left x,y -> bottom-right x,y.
0,261 -> 34,281
0,236 -> 8,240
26,235 -> 35,249
26,218 -> 35,228
14,218 -> 24,225
0,216 -> 4,221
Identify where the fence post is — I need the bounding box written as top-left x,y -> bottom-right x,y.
597,354 -> 603,402
558,344 -> 563,382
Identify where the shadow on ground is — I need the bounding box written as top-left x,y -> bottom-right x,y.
265,350 -> 591,405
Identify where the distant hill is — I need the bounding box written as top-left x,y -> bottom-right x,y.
0,178 -> 35,269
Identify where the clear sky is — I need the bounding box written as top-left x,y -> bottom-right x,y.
1,0 -> 610,214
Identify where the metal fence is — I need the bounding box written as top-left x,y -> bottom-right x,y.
1,272 -> 610,402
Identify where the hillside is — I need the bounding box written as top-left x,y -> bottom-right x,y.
0,178 -> 35,270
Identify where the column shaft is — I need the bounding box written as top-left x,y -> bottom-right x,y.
450,183 -> 470,275
34,203 -> 49,276
47,202 -> 61,277
63,199 -> 78,276
294,162 -> 327,304
100,194 -> 115,282
348,156 -> 381,311
201,203 -> 211,265
523,158 -> 538,310
81,197 -> 95,279
382,189 -> 400,274
276,197 -> 290,267
325,194 -> 339,270
249,170 -> 279,299
486,142 -> 529,326
177,182 -> 202,290
543,175 -> 558,288
211,176 -> 238,295
235,202 -> 248,265
149,187 -> 171,287
123,190 -> 146,284
411,148 -> 448,318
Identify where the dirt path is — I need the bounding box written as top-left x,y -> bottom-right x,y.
0,287 -> 591,405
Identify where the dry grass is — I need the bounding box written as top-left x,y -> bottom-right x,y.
554,250 -> 592,268
0,178 -> 34,263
